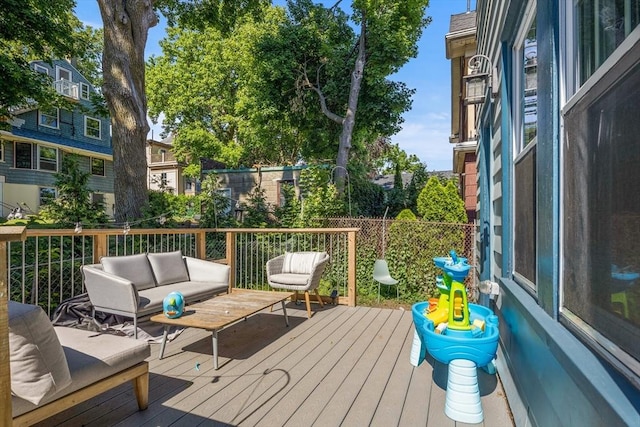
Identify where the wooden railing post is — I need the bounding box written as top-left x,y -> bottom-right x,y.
93,233 -> 107,263
195,230 -> 206,260
225,231 -> 236,292
1,226 -> 27,425
347,230 -> 357,307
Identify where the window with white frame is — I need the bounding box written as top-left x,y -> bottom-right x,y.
512,2 -> 538,289
0,142 -> 4,162
14,142 -> 32,169
80,82 -> 90,100
39,107 -> 59,129
91,157 -> 105,176
84,116 -> 101,139
38,146 -> 57,171
563,3 -> 640,380
56,66 -> 71,82
34,64 -> 48,75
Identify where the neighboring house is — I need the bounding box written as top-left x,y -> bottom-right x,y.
474,1 -> 640,426
445,9 -> 478,223
0,59 -> 114,218
146,135 -> 198,196
371,172 -> 413,192
202,165 -> 305,214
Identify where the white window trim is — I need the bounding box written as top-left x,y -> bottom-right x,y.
56,65 -> 72,82
512,0 -> 538,158
39,107 -> 59,129
34,64 -> 48,75
37,145 -> 58,172
84,116 -> 102,139
80,82 -> 90,100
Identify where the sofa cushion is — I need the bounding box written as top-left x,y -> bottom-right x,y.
282,252 -> 325,275
147,251 -> 190,286
269,273 -> 310,286
8,302 -> 72,405
101,253 -> 156,290
11,327 -> 150,418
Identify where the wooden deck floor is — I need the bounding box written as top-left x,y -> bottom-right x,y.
35,303 -> 514,427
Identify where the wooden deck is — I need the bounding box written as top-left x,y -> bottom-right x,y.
34,303 -> 513,427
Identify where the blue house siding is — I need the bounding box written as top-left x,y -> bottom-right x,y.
1,59 -> 114,217
476,0 -> 640,425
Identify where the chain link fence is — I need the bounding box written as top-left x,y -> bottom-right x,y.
325,217 -> 478,305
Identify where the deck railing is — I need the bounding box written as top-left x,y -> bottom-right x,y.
6,227 -> 359,317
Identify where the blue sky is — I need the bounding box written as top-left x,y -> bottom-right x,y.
75,0 -> 476,171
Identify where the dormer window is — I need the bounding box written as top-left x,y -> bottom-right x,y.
34,64 -> 48,75
80,82 -> 90,100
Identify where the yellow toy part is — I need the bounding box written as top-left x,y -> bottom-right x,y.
447,281 -> 471,331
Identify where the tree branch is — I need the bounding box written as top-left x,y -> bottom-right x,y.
301,61 -> 344,125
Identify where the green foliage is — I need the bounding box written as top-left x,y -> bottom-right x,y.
37,154 -> 108,227
396,209 -> 417,221
350,175 -> 385,217
275,183 -> 301,227
0,0 -> 80,120
242,186 -> 274,228
298,165 -> 345,226
417,177 -> 468,223
404,163 -> 428,214
386,163 -> 406,217
198,173 -> 237,228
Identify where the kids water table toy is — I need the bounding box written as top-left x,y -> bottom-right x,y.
409,251 -> 499,423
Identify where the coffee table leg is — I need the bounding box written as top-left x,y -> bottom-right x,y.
212,329 -> 219,370
281,300 -> 289,327
159,326 -> 169,360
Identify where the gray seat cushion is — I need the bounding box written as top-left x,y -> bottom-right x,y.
101,253 -> 157,291
12,327 -> 150,417
136,281 -> 229,315
269,273 -> 310,286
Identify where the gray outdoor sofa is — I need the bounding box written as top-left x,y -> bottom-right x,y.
81,251 -> 230,338
9,301 -> 150,426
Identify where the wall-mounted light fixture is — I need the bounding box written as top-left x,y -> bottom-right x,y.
463,54 -> 498,105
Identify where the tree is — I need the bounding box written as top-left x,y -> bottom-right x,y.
38,155 -> 109,227
291,0 -> 431,191
0,0 -> 80,121
417,177 -> 467,223
97,0 -> 158,222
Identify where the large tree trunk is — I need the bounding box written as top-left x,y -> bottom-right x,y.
335,18 -> 366,193
98,0 -> 157,222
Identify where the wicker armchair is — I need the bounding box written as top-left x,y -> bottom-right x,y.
266,252 -> 330,317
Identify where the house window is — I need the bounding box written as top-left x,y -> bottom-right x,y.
91,157 -> 105,176
512,3 -> 537,289
39,107 -> 59,129
576,0 -> 640,85
38,146 -> 57,171
80,82 -> 90,100
563,35 -> 640,376
0,142 -> 4,162
39,187 -> 56,206
91,193 -> 104,206
56,66 -> 71,82
34,64 -> 48,75
14,142 -> 32,169
84,116 -> 101,139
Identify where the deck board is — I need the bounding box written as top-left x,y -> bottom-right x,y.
31,304 -> 513,427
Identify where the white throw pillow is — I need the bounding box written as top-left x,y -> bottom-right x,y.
282,252 -> 325,275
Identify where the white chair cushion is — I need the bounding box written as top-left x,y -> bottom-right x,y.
282,252 -> 324,275
8,302 -> 72,405
147,250 -> 189,286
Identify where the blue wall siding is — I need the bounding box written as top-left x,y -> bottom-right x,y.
498,279 -> 640,426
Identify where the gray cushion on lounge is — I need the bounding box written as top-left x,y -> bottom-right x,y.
9,302 -> 72,405
147,250 -> 189,286
101,253 -> 156,290
137,281 -> 229,314
11,327 -> 150,417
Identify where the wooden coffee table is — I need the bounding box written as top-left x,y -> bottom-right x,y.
150,289 -> 294,369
